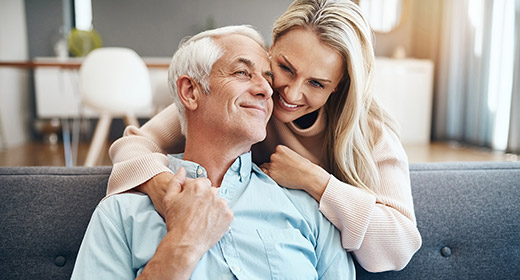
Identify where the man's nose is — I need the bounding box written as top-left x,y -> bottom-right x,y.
252,76 -> 273,100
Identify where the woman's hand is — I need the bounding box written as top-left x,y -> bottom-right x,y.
260,145 -> 330,202
137,171 -> 179,217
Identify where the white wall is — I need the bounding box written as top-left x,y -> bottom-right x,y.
91,0 -> 293,56
0,0 -> 30,148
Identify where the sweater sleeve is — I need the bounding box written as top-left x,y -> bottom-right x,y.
106,104 -> 185,196
318,126 -> 422,272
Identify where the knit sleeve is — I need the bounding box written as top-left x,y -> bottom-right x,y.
106,104 -> 185,196
318,126 -> 422,272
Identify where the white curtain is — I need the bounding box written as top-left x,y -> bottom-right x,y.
507,0 -> 520,154
434,0 -> 520,152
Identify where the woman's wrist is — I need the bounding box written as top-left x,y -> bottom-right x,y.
137,172 -> 175,216
136,172 -> 169,194
306,165 -> 331,202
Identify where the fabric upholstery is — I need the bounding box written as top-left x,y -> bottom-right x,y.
1,162 -> 519,279
0,167 -> 109,280
356,161 -> 520,279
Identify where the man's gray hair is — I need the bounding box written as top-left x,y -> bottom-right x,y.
167,25 -> 266,135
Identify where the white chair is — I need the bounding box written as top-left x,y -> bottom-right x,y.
149,68 -> 174,113
79,47 -> 152,166
0,106 -> 5,150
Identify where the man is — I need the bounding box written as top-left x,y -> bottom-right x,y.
71,25 -> 354,279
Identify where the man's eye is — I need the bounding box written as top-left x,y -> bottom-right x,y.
235,70 -> 249,77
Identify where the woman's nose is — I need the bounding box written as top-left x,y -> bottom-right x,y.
283,80 -> 303,102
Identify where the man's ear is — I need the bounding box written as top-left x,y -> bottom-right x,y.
176,75 -> 200,111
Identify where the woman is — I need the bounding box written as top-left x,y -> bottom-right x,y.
107,0 -> 421,272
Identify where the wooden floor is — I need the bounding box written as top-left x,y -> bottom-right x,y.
0,141 -> 113,166
0,140 -> 518,167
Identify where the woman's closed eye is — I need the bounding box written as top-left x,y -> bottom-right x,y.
278,63 -> 293,74
309,80 -> 324,89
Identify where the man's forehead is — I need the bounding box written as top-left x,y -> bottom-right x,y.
216,34 -> 266,54
231,56 -> 268,69
220,44 -> 269,65
211,34 -> 269,70
213,33 -> 262,46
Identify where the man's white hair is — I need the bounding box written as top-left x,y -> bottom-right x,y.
167,25 -> 266,135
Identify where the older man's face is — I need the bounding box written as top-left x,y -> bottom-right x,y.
198,34 -> 273,145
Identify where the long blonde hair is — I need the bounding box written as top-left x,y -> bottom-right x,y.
273,0 -> 398,192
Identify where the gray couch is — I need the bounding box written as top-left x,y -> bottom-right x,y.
1,162 -> 519,280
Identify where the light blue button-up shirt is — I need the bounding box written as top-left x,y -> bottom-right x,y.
72,152 -> 355,279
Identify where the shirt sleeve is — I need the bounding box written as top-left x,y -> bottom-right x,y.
71,203 -> 135,279
318,125 -> 422,272
314,206 -> 356,279
106,103 -> 185,196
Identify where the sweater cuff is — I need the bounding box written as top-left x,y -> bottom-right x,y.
106,153 -> 172,197
319,175 -> 376,250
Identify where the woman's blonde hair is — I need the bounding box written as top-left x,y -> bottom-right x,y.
273,0 -> 398,192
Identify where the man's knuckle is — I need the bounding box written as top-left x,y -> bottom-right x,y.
216,197 -> 226,206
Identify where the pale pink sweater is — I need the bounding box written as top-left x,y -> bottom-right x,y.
108,104 -> 422,272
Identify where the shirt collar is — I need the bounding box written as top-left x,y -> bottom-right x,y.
168,152 -> 253,182
168,153 -> 207,179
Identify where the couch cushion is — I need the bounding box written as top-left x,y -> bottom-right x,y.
356,161 -> 520,279
0,167 -> 110,280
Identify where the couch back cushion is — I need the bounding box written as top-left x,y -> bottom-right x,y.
0,167 -> 110,280
356,161 -> 520,279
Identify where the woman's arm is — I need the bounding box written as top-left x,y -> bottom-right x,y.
261,127 -> 421,272
320,127 -> 421,272
107,104 -> 185,199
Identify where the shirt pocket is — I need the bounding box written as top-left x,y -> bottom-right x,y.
256,228 -> 318,280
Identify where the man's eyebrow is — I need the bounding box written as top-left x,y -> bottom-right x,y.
236,57 -> 254,68
236,57 -> 273,83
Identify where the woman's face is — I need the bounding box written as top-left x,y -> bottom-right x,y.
269,28 -> 345,123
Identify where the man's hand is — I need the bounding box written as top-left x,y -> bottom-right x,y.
137,167 -> 233,280
163,167 -> 234,249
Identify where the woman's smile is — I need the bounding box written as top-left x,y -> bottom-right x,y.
277,94 -> 300,110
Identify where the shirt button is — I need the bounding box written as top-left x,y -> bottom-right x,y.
197,168 -> 203,176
